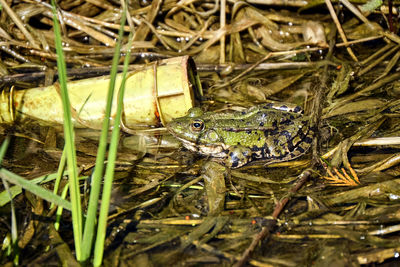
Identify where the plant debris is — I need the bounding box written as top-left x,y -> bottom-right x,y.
1,0 -> 400,266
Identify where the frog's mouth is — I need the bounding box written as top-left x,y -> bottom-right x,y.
175,136 -> 228,158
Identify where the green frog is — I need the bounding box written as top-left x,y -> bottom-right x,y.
167,103 -> 313,168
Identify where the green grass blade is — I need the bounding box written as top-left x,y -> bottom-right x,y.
0,185 -> 21,206
0,168 -> 72,210
0,171 -> 67,207
93,32 -> 134,267
55,183 -> 70,231
0,138 -> 18,264
51,147 -> 66,209
0,136 -> 10,165
1,179 -> 19,265
51,0 -> 82,260
81,7 -> 127,263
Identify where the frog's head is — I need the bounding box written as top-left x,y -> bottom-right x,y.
166,107 -> 225,154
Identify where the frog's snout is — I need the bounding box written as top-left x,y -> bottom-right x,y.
165,121 -> 175,132
166,120 -> 182,135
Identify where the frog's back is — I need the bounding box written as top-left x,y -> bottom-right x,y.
211,105 -> 313,167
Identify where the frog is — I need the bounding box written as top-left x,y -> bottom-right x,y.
166,103 -> 313,168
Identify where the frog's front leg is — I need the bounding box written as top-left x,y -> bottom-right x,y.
224,145 -> 252,168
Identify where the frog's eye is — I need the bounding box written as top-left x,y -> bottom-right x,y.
191,119 -> 204,132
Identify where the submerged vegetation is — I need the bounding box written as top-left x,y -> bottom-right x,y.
0,0 -> 400,266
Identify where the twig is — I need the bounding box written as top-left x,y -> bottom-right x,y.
196,0 -> 219,17
361,43 -> 394,65
354,137 -> 400,146
214,47 -> 329,89
0,0 -> 40,49
335,35 -> 382,47
324,0 -> 358,62
220,0 -> 226,64
234,170 -> 312,267
388,0 -> 394,32
339,0 -> 373,26
197,60 -> 333,72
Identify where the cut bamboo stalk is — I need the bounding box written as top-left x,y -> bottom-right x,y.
0,56 -> 200,129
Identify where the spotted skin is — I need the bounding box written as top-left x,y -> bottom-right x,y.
167,104 -> 313,168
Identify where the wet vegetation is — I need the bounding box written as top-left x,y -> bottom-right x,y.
1,0 -> 400,266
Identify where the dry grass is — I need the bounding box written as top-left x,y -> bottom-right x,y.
1,0 -> 400,266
